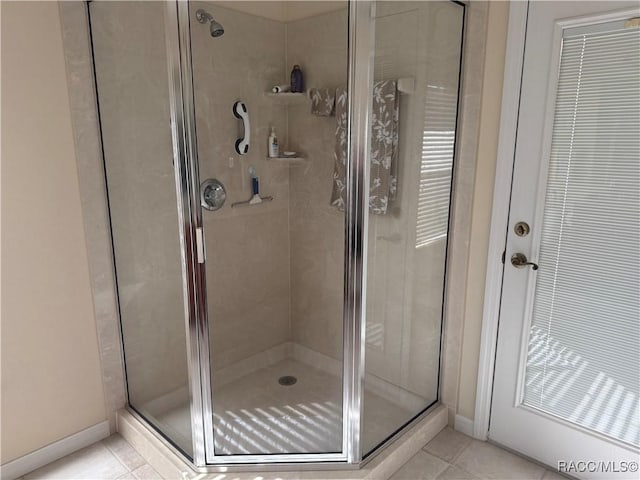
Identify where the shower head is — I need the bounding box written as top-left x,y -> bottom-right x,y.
210,19 -> 224,38
196,9 -> 224,38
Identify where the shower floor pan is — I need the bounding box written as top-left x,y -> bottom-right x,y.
124,343 -> 446,476
152,357 -> 414,455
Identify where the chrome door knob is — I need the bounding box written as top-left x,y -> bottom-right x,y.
511,253 -> 539,270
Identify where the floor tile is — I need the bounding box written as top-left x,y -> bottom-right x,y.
424,427 -> 472,463
454,441 -> 545,480
103,434 -> 146,471
116,473 -> 136,480
389,450 -> 450,480
542,470 -> 569,479
23,442 -> 127,480
131,464 -> 162,479
437,465 -> 480,480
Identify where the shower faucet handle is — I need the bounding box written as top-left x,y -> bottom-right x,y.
200,178 -> 226,211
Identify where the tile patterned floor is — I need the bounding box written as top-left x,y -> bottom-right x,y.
391,428 -> 562,480
18,427 -> 563,479
18,435 -> 160,480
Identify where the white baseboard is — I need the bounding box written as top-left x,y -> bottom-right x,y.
0,421 -> 110,480
454,414 -> 475,437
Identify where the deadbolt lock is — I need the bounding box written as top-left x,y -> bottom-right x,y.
514,221 -> 530,237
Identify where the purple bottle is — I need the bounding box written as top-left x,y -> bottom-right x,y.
291,65 -> 304,93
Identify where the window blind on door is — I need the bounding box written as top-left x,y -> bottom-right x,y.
522,23 -> 640,447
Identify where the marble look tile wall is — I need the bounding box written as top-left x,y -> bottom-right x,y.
189,2 -> 292,370
440,1 -> 490,425
59,2 -> 126,433
89,2 -> 190,406
286,8 -> 349,361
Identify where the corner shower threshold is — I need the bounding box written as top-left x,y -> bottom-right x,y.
117,403 -> 447,479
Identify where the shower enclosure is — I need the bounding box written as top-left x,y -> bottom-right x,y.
89,0 -> 464,468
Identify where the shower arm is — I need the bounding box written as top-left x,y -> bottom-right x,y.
195,9 -> 213,24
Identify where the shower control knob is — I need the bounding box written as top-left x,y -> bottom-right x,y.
201,178 -> 226,211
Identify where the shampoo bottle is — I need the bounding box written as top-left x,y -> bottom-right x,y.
290,65 -> 304,93
268,126 -> 279,158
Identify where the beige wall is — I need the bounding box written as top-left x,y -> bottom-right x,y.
457,0 -> 510,421
1,1 -> 107,464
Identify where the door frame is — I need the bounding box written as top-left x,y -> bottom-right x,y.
473,0 -> 529,441
475,0 -> 640,445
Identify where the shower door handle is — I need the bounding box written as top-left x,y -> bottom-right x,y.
195,227 -> 205,264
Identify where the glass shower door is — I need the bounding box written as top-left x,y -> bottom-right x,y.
361,0 -> 464,456
186,0 -> 350,459
89,1 -> 194,458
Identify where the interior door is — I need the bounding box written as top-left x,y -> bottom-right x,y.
491,2 -> 640,477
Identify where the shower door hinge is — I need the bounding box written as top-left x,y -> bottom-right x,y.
195,227 -> 206,264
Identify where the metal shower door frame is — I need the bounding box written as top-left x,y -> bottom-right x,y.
164,0 -> 212,467
163,0 -> 376,467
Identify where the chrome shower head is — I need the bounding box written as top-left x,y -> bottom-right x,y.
196,9 -> 224,38
210,19 -> 224,38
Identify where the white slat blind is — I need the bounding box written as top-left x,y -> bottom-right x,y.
523,23 -> 640,447
415,85 -> 457,248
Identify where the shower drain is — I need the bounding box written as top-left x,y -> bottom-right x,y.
278,375 -> 297,386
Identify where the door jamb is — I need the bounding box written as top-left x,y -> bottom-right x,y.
472,1 -> 529,441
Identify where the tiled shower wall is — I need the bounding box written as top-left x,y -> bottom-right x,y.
287,8 -> 349,362
189,2 -> 292,371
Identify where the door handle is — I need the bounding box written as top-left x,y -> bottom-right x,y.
511,253 -> 539,270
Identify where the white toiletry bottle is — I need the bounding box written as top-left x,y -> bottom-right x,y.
268,126 -> 279,158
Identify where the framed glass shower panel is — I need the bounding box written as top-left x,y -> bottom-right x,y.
88,0 -> 195,459
361,0 -> 465,457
